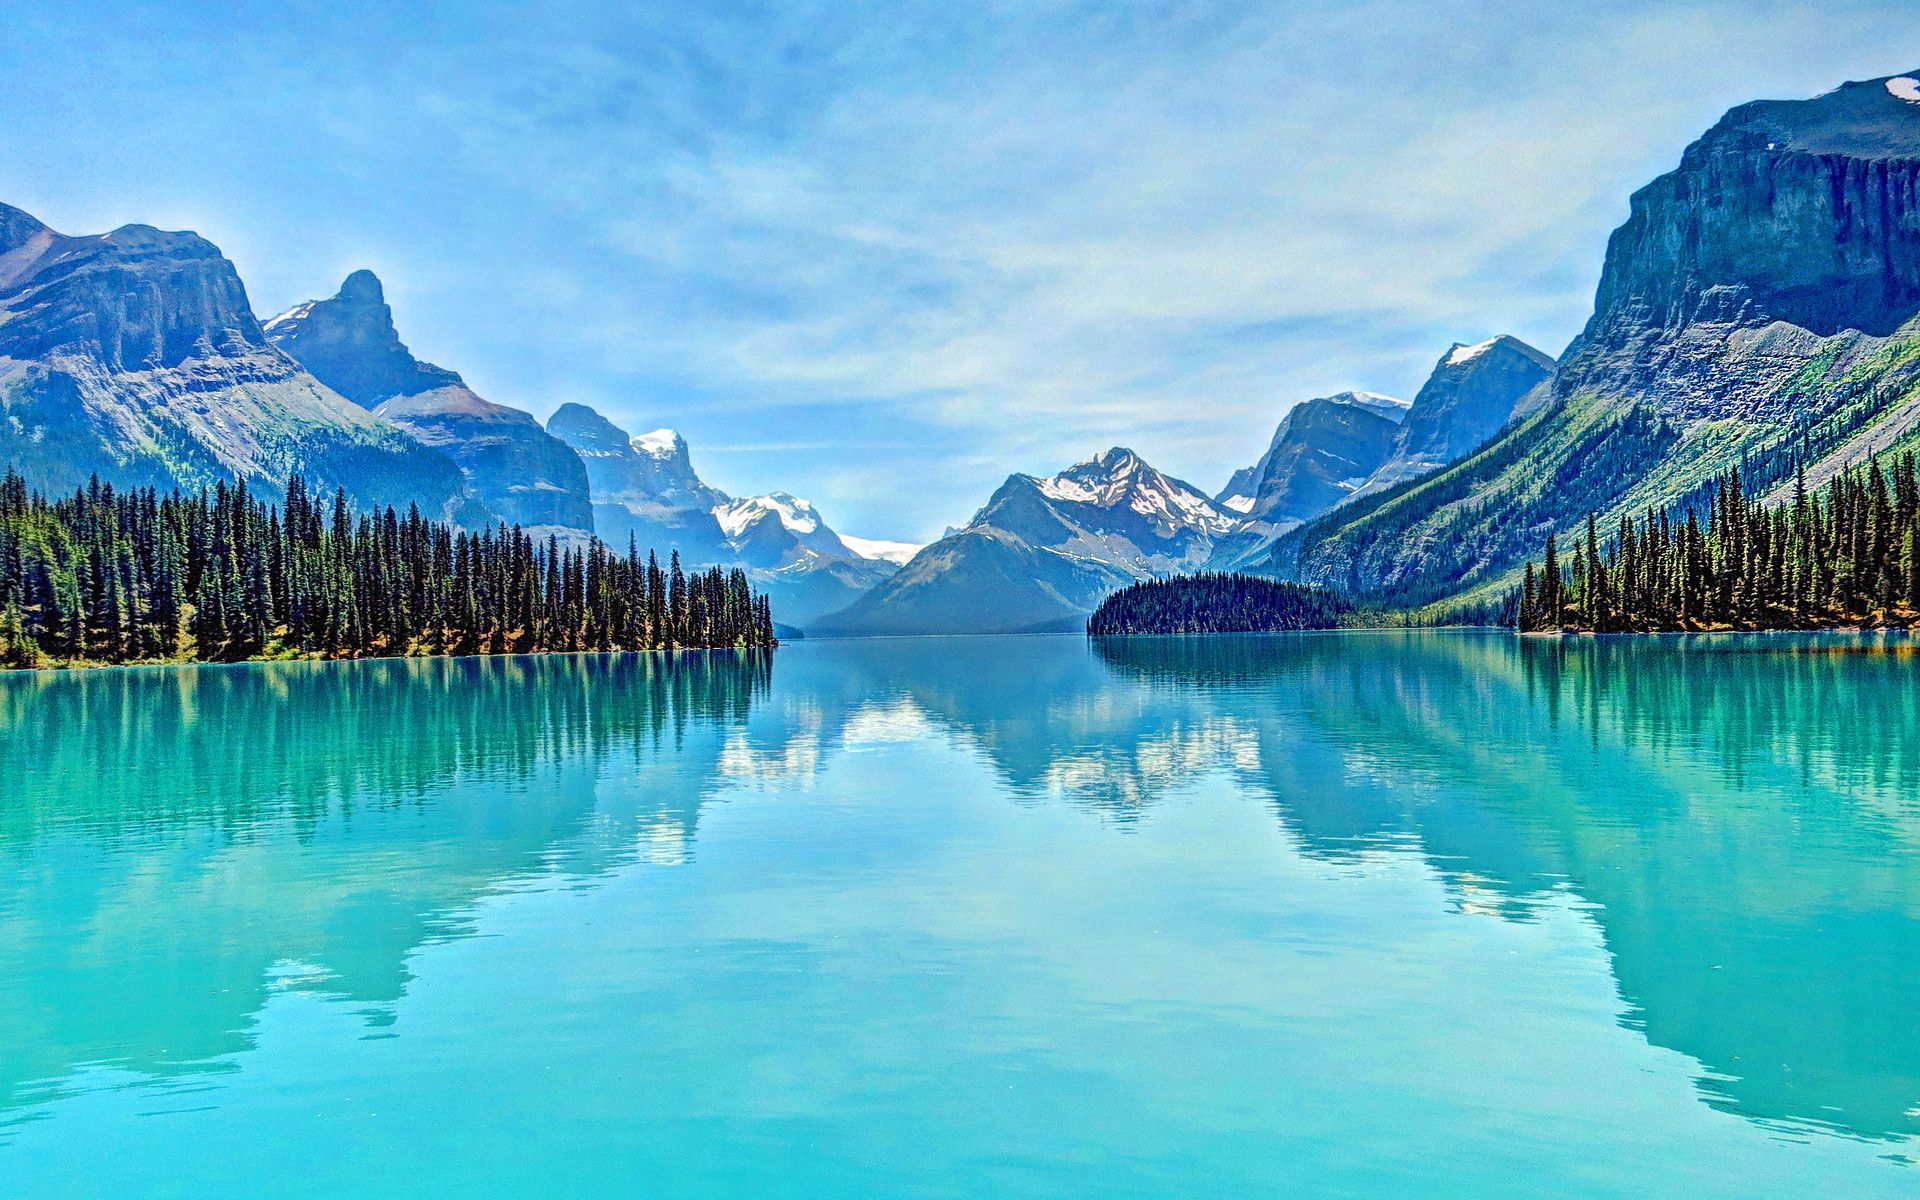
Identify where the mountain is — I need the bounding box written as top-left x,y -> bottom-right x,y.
266,271 -> 593,537
815,447 -> 1238,636
1353,335 -> 1554,496
1217,391 -> 1408,526
0,203 -> 469,514
545,402 -> 896,627
1264,72 -> 1920,609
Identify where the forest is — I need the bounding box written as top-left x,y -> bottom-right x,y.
1513,455 -> 1920,633
1088,573 -> 1351,635
0,470 -> 776,669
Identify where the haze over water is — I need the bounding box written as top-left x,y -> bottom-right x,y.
3,632 -> 1918,1197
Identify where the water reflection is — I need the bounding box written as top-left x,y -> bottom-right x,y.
1092,632 -> 1920,1143
0,651 -> 770,1121
4,632 -> 1919,1152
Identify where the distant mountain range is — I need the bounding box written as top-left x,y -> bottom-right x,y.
822,333 -> 1550,634
5,70 -> 1917,634
814,448 -> 1237,635
543,403 -> 898,626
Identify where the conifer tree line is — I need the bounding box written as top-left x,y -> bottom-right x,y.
1512,454 -> 1920,633
1088,573 -> 1351,635
0,470 -> 777,668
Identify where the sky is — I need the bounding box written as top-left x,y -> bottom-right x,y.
3,2 -> 1917,541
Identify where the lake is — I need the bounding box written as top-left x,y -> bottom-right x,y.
2,631 -> 1918,1197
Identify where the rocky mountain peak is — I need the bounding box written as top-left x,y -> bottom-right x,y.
0,209 -> 269,371
545,402 -> 630,454
1568,70 -> 1920,407
545,404 -> 722,511
337,268 -> 385,304
263,270 -> 462,406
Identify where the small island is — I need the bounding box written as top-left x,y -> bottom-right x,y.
1088,573 -> 1350,636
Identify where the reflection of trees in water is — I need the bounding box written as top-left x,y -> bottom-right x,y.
1093,630 -> 1920,1144
1515,633 -> 1920,807
8,634 -> 1919,1146
0,650 -> 770,1124
0,650 -> 772,842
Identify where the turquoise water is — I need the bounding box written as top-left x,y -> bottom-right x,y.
3,632 -> 1919,1197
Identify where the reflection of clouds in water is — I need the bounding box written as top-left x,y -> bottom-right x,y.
1042,717 -> 1260,812
637,817 -> 690,867
840,699 -> 934,747
719,728 -> 822,786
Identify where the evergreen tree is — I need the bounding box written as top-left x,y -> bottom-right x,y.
0,468 -> 778,668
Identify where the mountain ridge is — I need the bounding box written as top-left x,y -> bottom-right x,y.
815,447 -> 1237,636
267,271 -> 595,537
0,203 -> 472,517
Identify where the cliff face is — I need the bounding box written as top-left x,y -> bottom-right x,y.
1365,337 -> 1553,490
545,403 -> 898,628
1559,75 -> 1920,419
0,203 -> 470,515
268,272 -> 593,536
1221,393 -> 1407,530
1272,73 -> 1920,607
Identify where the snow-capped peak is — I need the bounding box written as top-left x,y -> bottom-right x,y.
1328,391 -> 1411,421
715,492 -> 820,538
1036,447 -> 1238,534
1445,337 -> 1501,367
1889,77 -> 1920,104
632,428 -> 684,457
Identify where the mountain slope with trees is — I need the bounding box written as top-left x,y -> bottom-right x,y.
1514,458 -> 1920,632
1261,73 -> 1920,614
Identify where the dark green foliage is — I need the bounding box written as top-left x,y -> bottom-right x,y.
1279,398 -> 1679,608
0,469 -> 776,669
1514,456 -> 1920,632
1088,573 -> 1350,635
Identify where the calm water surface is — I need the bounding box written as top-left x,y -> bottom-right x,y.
3,632 -> 1919,1197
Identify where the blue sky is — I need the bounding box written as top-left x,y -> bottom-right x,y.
3,2 -> 1917,540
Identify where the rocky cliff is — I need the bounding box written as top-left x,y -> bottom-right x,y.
1217,392 -> 1408,529
268,272 -> 593,536
1357,336 -> 1553,494
1268,73 -> 1920,608
0,203 -> 469,515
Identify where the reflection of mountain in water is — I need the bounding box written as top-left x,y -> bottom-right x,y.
0,651 -> 770,1119
1091,632 -> 1920,1144
7,633 -> 1918,1148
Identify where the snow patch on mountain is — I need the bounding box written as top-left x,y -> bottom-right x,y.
1445,338 -> 1500,366
840,535 -> 924,565
1887,77 -> 1920,103
262,301 -> 313,332
634,428 -> 683,457
715,492 -> 821,538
